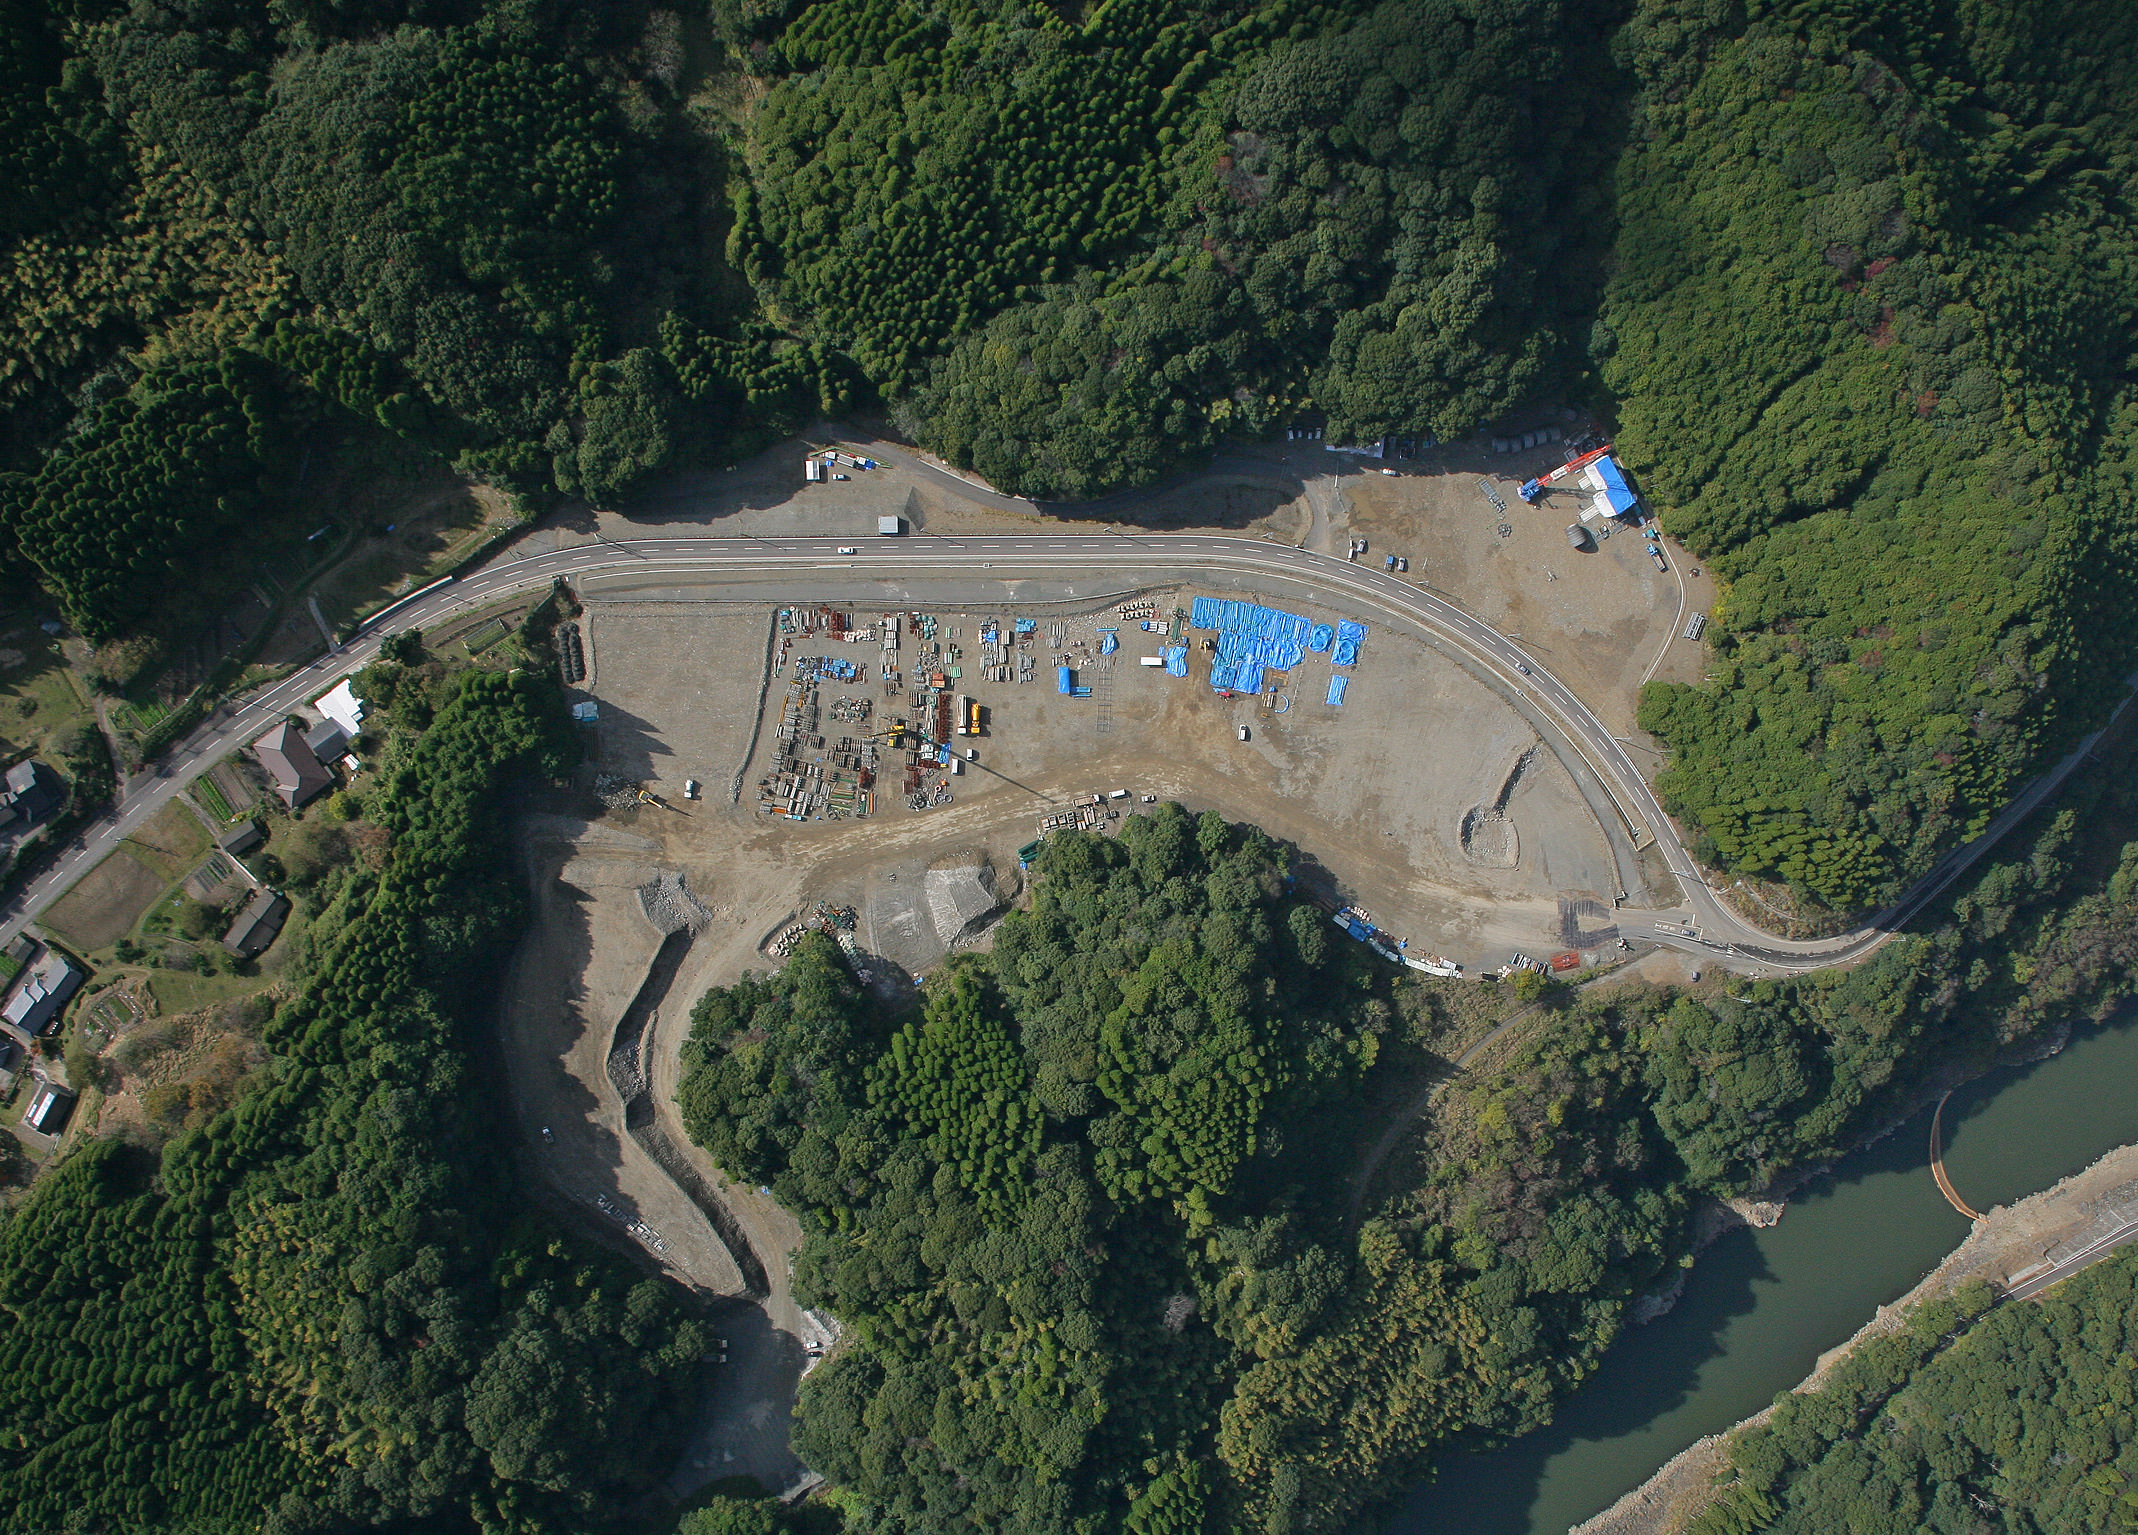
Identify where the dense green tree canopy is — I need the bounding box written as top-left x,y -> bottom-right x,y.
1616,0 -> 2138,908
1691,1255 -> 2138,1535
0,672 -> 707,1534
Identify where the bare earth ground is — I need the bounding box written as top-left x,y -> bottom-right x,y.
40,849 -> 166,951
485,425 -> 1708,1493
499,575 -> 1641,1493
509,425 -> 1701,746
1574,1140 -> 2138,1535
582,588 -> 1620,974
1338,446 -> 1719,735
577,607 -> 770,793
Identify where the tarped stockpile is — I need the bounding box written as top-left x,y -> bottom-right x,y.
1099,631 -> 1119,655
1331,619 -> 1368,668
1189,597 -> 1316,690
1326,675 -> 1348,706
1164,647 -> 1188,677
1308,624 -> 1334,653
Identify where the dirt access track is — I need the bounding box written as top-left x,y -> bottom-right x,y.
489,406 -> 1707,1488
496,559 -> 1663,1491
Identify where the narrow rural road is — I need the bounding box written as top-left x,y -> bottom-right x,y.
2005,1217 -> 2138,1301
5,525 -> 2131,978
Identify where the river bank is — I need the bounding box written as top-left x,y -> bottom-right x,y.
1571,1137 -> 2138,1535
1385,1005 -> 2138,1535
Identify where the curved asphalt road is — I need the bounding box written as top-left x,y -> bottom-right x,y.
5,519 -> 2129,975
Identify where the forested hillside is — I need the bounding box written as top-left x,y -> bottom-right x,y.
0,672 -> 709,1533
680,707 -> 2138,1533
1688,1256 -> 2138,1535
740,0 -> 1623,496
6,0 -> 2136,906
1615,0 -> 2138,910
0,0 -> 835,638
679,809 -> 1687,1533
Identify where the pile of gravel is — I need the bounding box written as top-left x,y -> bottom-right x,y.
925,851 -> 1000,947
638,869 -> 713,935
594,773 -> 643,811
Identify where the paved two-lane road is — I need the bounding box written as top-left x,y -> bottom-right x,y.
4,530 -> 2126,973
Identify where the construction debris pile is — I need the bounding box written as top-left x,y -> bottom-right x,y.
594,773 -> 647,811
636,868 -> 713,935
1327,902 -> 1465,977
1037,796 -> 1109,836
765,900 -> 868,981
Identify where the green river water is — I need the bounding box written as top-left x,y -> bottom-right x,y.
1385,1008 -> 2138,1535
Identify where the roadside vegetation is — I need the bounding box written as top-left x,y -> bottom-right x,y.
0,672 -> 710,1533
679,697 -> 2138,1533
1687,1255 -> 2138,1535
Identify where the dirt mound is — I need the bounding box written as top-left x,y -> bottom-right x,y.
1459,747 -> 1534,869
925,850 -> 1000,947
637,868 -> 713,934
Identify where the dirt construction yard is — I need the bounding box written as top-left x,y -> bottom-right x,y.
572,584 -> 1636,982
496,580 -> 1647,1493
1338,445 -> 1719,736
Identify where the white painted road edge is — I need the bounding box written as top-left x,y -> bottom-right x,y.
5,535 -> 2129,978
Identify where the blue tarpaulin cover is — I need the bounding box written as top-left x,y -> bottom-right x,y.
1099,631 -> 1118,655
1190,597 -> 1322,689
1595,456 -> 1640,515
1326,675 -> 1348,706
1211,662 -> 1238,690
1331,639 -> 1359,666
1164,646 -> 1188,677
1308,624 -> 1334,653
1237,661 -> 1265,694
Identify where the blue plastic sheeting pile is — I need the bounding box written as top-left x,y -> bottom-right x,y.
1014,618 -> 1036,633
1164,647 -> 1188,677
1099,631 -> 1119,655
1330,619 -> 1368,668
1326,675 -> 1348,706
1190,596 -> 1317,690
1308,623 -> 1335,653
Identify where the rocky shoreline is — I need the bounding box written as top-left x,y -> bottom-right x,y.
1570,1138 -> 2138,1535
